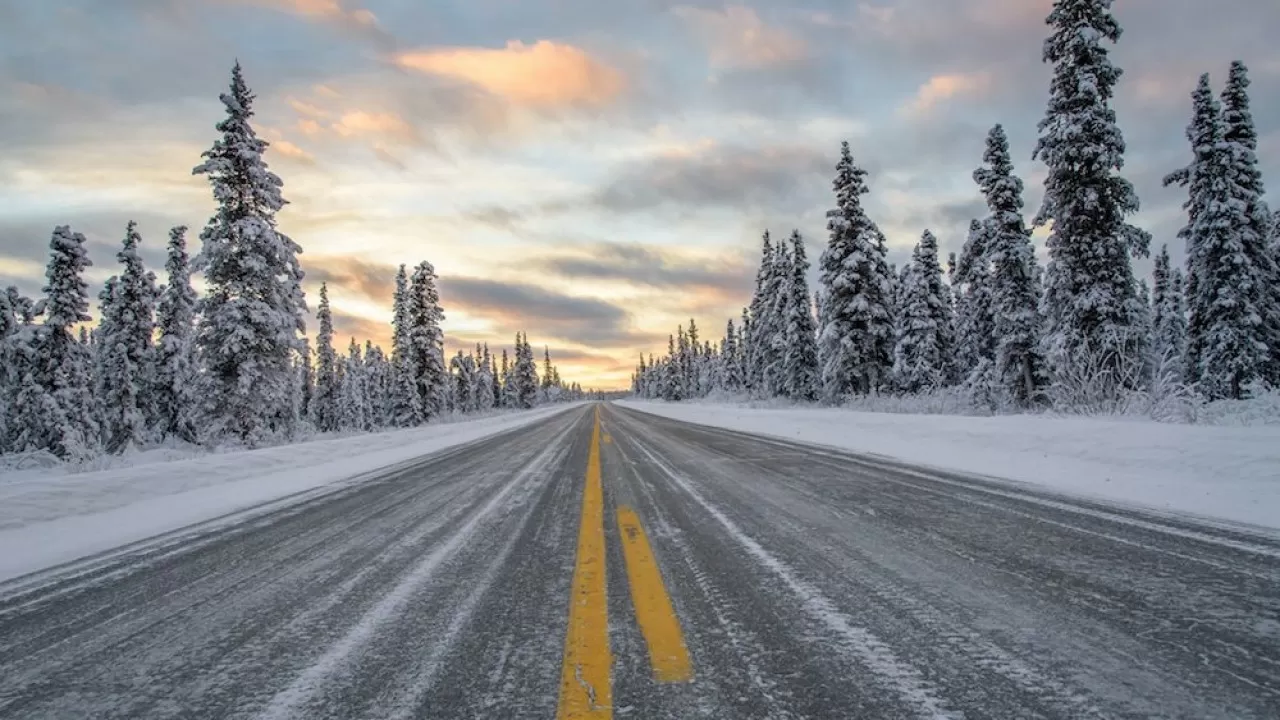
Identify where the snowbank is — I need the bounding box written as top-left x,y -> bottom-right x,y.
615,400 -> 1280,530
0,405 -> 581,584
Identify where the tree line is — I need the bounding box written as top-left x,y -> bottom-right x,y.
634,0 -> 1280,411
0,63 -> 584,462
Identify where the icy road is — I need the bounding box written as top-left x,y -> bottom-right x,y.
1,404 -> 1278,719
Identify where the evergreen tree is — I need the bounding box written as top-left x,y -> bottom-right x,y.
721,319 -> 743,392
311,284 -> 339,432
364,342 -> 391,428
892,231 -> 954,393
663,335 -> 681,401
97,222 -> 157,453
514,332 -> 539,408
500,348 -> 513,408
408,261 -> 446,418
975,125 -> 1047,405
817,141 -> 893,400
154,226 -> 199,442
953,220 -> 995,383
745,232 -> 773,393
388,264 -> 422,426
340,338 -> 370,430
782,230 -> 819,400
36,226 -> 99,458
1220,62 -> 1280,388
1034,0 -> 1150,387
1173,74 -> 1271,398
686,319 -> 701,396
1151,245 -> 1188,381
762,242 -> 791,397
193,62 -> 308,444
475,344 -> 496,411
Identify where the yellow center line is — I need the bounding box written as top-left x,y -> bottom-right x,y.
616,506 -> 694,683
557,406 -> 612,719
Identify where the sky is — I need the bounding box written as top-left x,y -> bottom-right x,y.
1,0 -> 1277,389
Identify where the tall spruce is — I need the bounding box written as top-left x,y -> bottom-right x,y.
892,231 -> 954,393
1034,0 -> 1150,386
721,318 -> 743,392
1220,62 -> 1280,388
98,221 -> 157,453
311,284 -> 339,432
388,264 -> 422,426
1150,245 -> 1188,381
952,219 -> 995,383
154,226 -> 198,442
817,141 -> 893,401
745,231 -> 773,393
782,230 -> 819,400
975,125 -> 1047,405
37,226 -> 99,458
193,62 -> 308,444
1172,74 -> 1270,398
408,261 -> 446,418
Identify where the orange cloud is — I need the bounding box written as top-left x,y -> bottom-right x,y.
331,110 -> 424,145
673,5 -> 807,70
271,139 -> 316,164
902,72 -> 991,115
226,0 -> 389,43
393,40 -> 625,109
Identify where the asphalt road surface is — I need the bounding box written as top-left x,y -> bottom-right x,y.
2,403 -> 1278,719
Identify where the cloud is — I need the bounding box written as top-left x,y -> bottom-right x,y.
586,141 -> 831,215
269,139 -> 317,164
673,5 -> 807,70
534,242 -> 752,295
331,110 -> 425,145
439,277 -> 656,348
227,0 -> 393,46
901,72 -> 992,116
303,255 -> 396,303
393,40 -> 625,109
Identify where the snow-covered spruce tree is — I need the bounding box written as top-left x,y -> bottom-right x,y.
975,124 -> 1047,406
744,231 -> 773,393
0,287 -> 42,454
1150,244 -> 1188,382
721,319 -> 743,393
514,333 -> 539,409
97,221 -> 157,453
408,261 -> 446,419
388,264 -> 422,427
1034,0 -> 1150,395
36,226 -> 100,459
451,350 -> 476,413
364,342 -> 390,428
1172,75 -> 1271,399
310,284 -> 339,432
193,62 -> 307,445
952,220 -> 995,385
475,344 -> 495,411
892,231 -> 954,394
782,230 -> 819,401
662,335 -> 681,401
1163,77 -> 1218,384
154,226 -> 199,442
686,319 -> 701,396
763,242 -> 791,398
297,338 -> 313,423
817,141 -> 893,401
1220,62 -> 1280,388
338,338 -> 369,431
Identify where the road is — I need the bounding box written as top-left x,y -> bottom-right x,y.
1,403 -> 1278,719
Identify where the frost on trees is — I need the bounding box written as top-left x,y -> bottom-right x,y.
892,231 -> 954,394
192,62 -> 308,445
974,125 -> 1047,406
1034,0 -> 1150,389
817,141 -> 893,401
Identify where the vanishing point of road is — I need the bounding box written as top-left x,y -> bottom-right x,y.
1,403 -> 1277,719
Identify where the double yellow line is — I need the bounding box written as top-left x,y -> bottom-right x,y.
556,407 -> 692,719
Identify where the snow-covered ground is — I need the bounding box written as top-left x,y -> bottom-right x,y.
616,400 -> 1280,530
0,404 -> 581,583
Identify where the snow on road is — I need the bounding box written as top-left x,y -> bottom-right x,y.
0,405 -> 580,584
616,400 -> 1280,530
